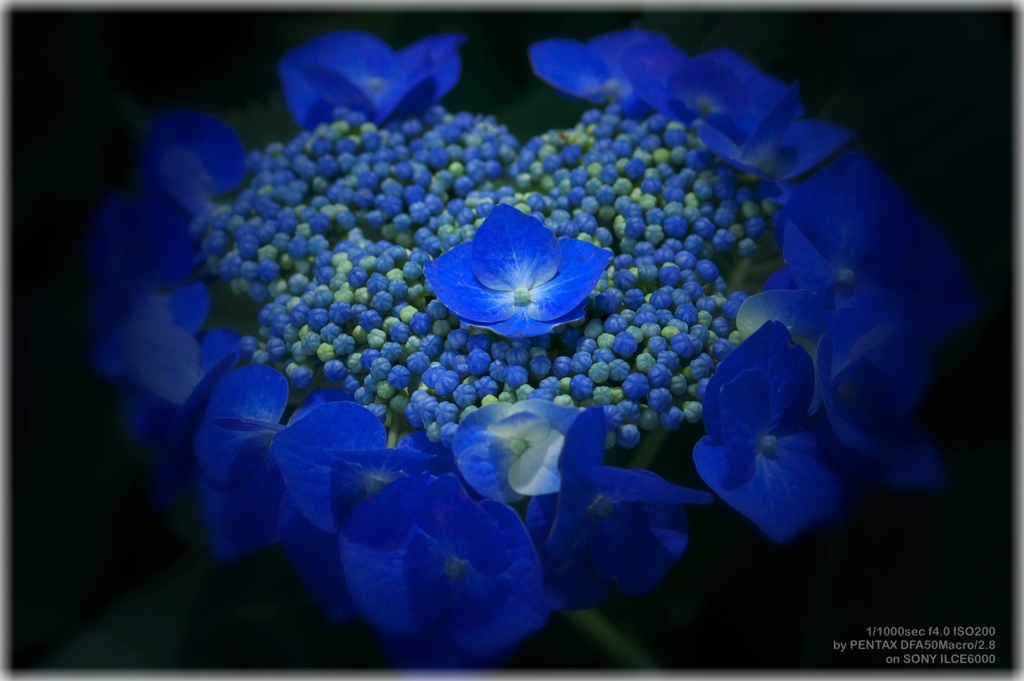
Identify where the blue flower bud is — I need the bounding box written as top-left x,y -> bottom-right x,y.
505,365 -> 528,388
616,424 -> 641,449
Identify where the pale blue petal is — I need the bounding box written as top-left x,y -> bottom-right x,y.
124,319 -> 204,405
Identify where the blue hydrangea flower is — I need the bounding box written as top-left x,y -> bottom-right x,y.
773,152 -> 916,311
139,110 -> 246,218
123,321 -> 240,507
339,473 -> 548,664
527,29 -> 674,116
451,400 -> 582,503
736,288 -> 828,412
693,320 -> 844,542
526,408 -> 712,610
697,83 -> 852,197
192,364 -> 321,562
279,31 -> 465,129
86,194 -> 203,381
423,204 -> 611,337
624,44 -> 799,138
270,400 -> 435,533
815,307 -> 944,491
277,422 -> 444,624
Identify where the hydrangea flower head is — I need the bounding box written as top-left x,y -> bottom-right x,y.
423,203 -> 611,337
528,29 -> 674,116
279,31 -> 465,129
452,400 -> 582,503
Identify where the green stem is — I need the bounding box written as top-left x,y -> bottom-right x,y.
387,422 -> 399,448
561,609 -> 658,668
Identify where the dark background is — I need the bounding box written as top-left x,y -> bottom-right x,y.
10,10 -> 1014,669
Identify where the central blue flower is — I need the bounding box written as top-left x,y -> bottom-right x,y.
423,204 -> 611,337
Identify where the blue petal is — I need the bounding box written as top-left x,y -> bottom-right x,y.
697,123 -> 743,163
762,266 -> 795,291
528,39 -> 611,104
400,429 -> 460,478
164,283 -> 209,335
782,221 -> 837,307
702,320 -> 814,444
775,153 -> 914,282
86,193 -> 194,296
584,29 -> 675,115
705,47 -> 798,132
669,54 -> 748,122
693,430 -> 841,543
269,401 -> 387,533
909,218 -> 979,349
339,474 -> 451,633
736,289 -> 827,347
140,111 -> 245,211
471,204 -> 560,291
278,31 -> 394,129
588,500 -> 689,595
197,458 -> 286,562
156,350 -> 240,504
454,401 -> 582,503
528,494 -> 609,610
287,388 -> 352,425
278,492 -> 356,622
392,34 -> 466,114
717,369 -> 771,489
447,498 -> 548,655
620,41 -> 689,118
528,238 -> 611,322
124,319 -> 204,405
295,64 -> 376,119
779,119 -> 854,179
739,83 -> 802,174
463,302 -> 586,338
198,328 -> 241,375
554,406 -> 607,475
193,365 -> 289,486
586,466 -> 713,505
423,242 -> 514,323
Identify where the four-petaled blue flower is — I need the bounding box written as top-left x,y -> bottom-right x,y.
527,408 -> 713,610
423,203 -> 612,337
452,400 -> 583,503
815,308 -> 945,491
340,473 -> 548,666
528,29 -> 674,116
279,31 -> 465,129
693,320 -> 844,543
697,83 -> 852,200
139,110 -> 246,218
